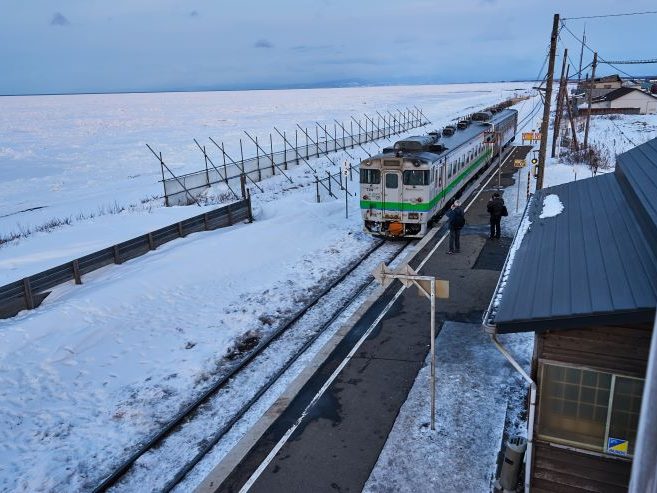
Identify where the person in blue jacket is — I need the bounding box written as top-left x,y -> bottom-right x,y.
446,200 -> 465,254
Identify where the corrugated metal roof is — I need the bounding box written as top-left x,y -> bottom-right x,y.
493,138 -> 657,333
593,87 -> 657,103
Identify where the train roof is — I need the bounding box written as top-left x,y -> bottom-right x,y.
365,108 -> 517,164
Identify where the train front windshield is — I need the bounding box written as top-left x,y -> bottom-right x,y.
360,169 -> 381,184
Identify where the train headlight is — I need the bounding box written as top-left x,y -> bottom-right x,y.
416,197 -> 423,203
363,194 -> 369,200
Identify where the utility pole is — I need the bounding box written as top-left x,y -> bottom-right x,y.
536,13 -> 559,190
584,51 -> 597,148
565,90 -> 579,151
577,25 -> 586,84
551,48 -> 568,158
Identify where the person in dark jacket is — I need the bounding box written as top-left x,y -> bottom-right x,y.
487,192 -> 505,239
446,200 -> 465,254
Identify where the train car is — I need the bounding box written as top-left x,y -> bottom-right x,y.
359,108 -> 517,238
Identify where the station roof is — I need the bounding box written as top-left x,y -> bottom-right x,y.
492,137 -> 657,333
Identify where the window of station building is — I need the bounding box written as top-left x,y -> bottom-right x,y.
360,169 -> 380,184
403,170 -> 429,186
537,363 -> 645,456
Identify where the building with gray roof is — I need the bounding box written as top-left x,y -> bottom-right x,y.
485,137 -> 657,492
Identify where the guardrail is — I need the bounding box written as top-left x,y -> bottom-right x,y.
0,198 -> 252,320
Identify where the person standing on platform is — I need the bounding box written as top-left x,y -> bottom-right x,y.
487,192 -> 507,239
446,200 -> 465,254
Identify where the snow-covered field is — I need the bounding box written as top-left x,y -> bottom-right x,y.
0,83 -> 534,491
1,82 -> 656,492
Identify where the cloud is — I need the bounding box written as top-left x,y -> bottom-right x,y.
50,12 -> 70,26
189,10 -> 199,17
254,39 -> 273,49
290,44 -> 332,52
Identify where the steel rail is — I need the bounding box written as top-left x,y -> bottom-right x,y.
160,240 -> 412,492
92,238 -> 407,492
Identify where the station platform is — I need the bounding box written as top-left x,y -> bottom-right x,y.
197,146 -> 533,493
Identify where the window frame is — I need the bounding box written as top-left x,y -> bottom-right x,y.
359,168 -> 381,185
537,361 -> 645,457
402,169 -> 430,186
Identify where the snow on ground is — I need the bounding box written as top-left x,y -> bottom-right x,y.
1,82 -> 653,491
0,83 -> 537,491
364,322 -> 533,493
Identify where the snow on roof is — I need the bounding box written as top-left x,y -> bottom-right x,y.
593,87 -> 657,103
538,194 -> 563,219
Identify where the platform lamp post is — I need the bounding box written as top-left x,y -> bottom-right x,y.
372,262 -> 449,430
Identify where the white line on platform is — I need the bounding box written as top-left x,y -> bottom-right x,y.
238,147 -> 516,492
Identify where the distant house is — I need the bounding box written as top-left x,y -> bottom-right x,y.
486,137 -> 657,491
584,87 -> 657,115
577,74 -> 623,99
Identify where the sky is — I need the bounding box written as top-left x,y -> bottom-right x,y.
1,0 -> 656,95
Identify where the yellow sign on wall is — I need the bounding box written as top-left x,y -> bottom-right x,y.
514,159 -> 527,168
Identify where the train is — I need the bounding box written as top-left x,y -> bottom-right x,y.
359,108 -> 518,238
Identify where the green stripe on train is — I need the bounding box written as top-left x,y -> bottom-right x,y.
360,149 -> 492,212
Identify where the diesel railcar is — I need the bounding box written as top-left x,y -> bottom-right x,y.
359,108 -> 517,238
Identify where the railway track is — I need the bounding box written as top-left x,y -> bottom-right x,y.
92,237 -> 414,493
94,145 -> 517,493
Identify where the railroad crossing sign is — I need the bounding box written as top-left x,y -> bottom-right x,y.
514,159 -> 527,168
371,261 -> 449,431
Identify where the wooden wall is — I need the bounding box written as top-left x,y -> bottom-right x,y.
530,323 -> 653,491
532,442 -> 631,493
535,324 -> 653,378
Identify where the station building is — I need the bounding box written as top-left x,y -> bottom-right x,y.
487,137 -> 657,491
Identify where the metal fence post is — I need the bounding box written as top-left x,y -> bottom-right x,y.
246,189 -> 254,223
283,131 -> 288,170
255,135 -> 262,181
270,133 -> 275,175
22,278 -> 34,310
72,260 -> 82,284
327,171 -> 332,196
113,245 -> 122,264
220,142 -> 229,185
240,138 -> 245,182
350,121 -> 354,149
316,177 -> 320,203
204,146 -> 210,186
240,174 -> 247,199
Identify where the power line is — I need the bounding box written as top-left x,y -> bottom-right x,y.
559,21 -> 638,79
608,118 -> 638,147
562,10 -> 657,20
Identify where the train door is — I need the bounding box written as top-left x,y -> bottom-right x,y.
439,161 -> 446,206
382,171 -> 402,217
